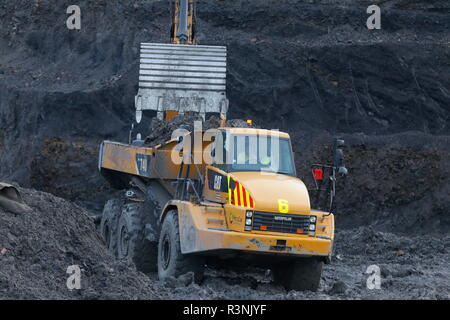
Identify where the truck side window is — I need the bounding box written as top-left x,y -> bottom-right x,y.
213,130 -> 228,172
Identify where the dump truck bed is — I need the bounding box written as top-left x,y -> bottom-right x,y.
98,137 -> 209,194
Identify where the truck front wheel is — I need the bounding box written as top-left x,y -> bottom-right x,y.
158,210 -> 204,283
273,257 -> 323,292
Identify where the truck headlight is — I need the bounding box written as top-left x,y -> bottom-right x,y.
246,211 -> 253,218
310,216 -> 316,223
309,224 -> 316,231
246,218 -> 252,225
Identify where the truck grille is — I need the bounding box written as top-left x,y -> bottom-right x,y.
252,211 -> 310,234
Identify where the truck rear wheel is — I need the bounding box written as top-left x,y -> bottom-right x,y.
100,199 -> 121,256
158,210 -> 204,283
273,258 -> 323,292
117,201 -> 158,273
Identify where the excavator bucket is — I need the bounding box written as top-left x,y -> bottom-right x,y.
134,43 -> 228,122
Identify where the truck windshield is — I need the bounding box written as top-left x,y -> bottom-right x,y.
215,132 -> 296,176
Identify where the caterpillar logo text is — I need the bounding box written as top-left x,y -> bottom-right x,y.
274,216 -> 292,221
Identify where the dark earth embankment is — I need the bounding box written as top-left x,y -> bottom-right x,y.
1,1 -> 448,229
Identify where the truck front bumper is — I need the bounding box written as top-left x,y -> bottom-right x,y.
183,227 -> 333,257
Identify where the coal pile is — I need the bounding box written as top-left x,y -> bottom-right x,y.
144,115 -> 221,146
0,186 -> 166,299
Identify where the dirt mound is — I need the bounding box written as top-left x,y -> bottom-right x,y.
0,186 -> 166,299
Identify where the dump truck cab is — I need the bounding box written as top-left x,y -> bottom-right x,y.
152,126 -> 336,291
204,128 -> 318,230
172,127 -> 334,259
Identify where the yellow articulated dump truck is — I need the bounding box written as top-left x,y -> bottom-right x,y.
98,0 -> 347,291
98,124 -> 347,291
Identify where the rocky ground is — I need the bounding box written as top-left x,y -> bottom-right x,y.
174,227 -> 450,300
1,187 -> 449,300
0,0 -> 449,299
0,187 -> 164,299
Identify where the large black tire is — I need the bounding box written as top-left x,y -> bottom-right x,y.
273,258 -> 323,292
117,201 -> 158,273
158,210 -> 204,283
100,199 -> 122,257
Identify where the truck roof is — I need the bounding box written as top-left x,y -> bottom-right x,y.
220,127 -> 291,139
